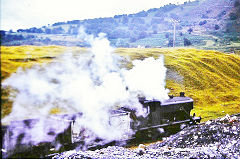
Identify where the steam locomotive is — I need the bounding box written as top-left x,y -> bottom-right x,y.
1,92 -> 201,158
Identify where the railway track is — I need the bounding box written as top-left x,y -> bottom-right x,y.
6,113 -> 239,158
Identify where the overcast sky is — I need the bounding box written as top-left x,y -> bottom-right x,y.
1,0 -> 194,31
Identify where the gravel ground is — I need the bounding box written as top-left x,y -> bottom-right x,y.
52,114 -> 240,159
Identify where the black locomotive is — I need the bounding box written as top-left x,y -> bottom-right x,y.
1,92 -> 201,158
132,92 -> 201,139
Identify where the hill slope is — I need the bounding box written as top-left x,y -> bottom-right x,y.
1,0 -> 240,52
117,48 -> 240,121
1,46 -> 240,121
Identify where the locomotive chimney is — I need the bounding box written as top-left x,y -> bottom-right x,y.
180,92 -> 185,97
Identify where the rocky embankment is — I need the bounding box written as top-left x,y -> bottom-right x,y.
53,114 -> 240,159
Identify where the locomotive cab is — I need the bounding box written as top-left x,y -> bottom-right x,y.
134,92 -> 201,131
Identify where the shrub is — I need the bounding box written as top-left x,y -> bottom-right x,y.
17,29 -> 25,33
217,11 -> 226,18
184,38 -> 192,46
214,25 -> 220,30
130,37 -> 137,43
45,28 -> 52,34
43,37 -> 51,43
188,28 -> 193,34
52,22 -> 65,26
234,1 -> 240,7
206,10 -> 212,14
168,39 -> 173,47
199,20 -> 207,26
165,33 -> 170,39
229,13 -> 238,20
138,31 -> 148,39
1,34 -> 25,43
51,27 -> 64,34
161,4 -> 177,12
67,20 -> 81,24
0,30 -> 6,37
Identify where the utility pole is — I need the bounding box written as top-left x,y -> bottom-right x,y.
170,19 -> 180,48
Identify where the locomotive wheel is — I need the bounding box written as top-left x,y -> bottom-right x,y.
147,128 -> 160,140
134,130 -> 149,141
134,129 -> 161,141
164,124 -> 181,136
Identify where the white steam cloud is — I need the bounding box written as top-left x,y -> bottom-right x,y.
2,30 -> 169,151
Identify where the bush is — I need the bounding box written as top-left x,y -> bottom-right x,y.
52,22 -> 65,26
161,4 -> 177,12
184,38 -> 192,46
1,34 -> 25,43
168,39 -> 173,47
138,31 -> 147,39
43,37 -> 51,43
0,30 -> 6,37
67,20 -> 81,24
229,13 -> 238,20
234,1 -> 240,7
214,25 -> 220,30
188,28 -> 193,34
45,28 -> 52,34
129,37 -> 137,43
206,10 -> 212,14
165,33 -> 170,39
17,29 -> 25,33
51,27 -> 64,34
199,20 -> 207,26
217,11 -> 226,18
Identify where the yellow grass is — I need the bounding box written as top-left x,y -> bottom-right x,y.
1,46 -> 240,122
117,48 -> 240,121
1,45 -> 87,79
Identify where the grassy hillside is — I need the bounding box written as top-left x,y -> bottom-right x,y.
117,48 -> 240,121
1,46 -> 87,116
1,46 -> 240,121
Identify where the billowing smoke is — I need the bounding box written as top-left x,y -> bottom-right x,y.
2,30 -> 169,153
123,57 -> 169,101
